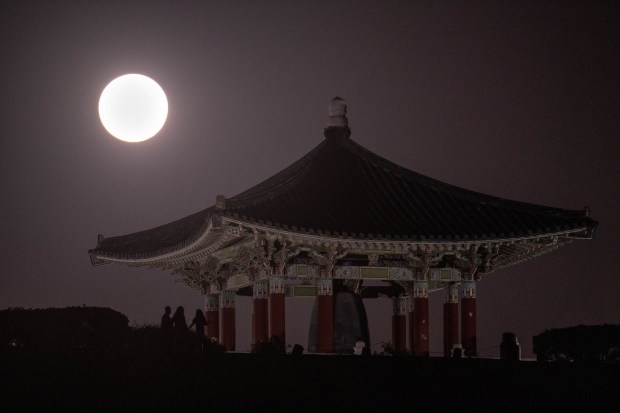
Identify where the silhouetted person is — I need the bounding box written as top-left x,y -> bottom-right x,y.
269,335 -> 285,353
189,309 -> 207,337
452,344 -> 463,359
161,306 -> 173,335
172,306 -> 188,334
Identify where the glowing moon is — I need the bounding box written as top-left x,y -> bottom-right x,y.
98,74 -> 168,142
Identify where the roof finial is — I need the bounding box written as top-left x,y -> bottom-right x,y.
324,97 -> 351,139
215,195 -> 226,210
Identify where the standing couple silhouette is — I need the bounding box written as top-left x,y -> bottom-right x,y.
161,306 -> 207,336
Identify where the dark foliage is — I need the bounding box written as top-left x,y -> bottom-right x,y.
251,336 -> 285,355
0,306 -> 129,354
115,323 -> 227,357
533,324 -> 620,362
2,351 -> 619,412
2,309 -> 618,411
0,306 -> 228,359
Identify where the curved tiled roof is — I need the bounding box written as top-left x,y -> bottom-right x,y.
90,128 -> 597,259
91,208 -> 213,260
223,130 -> 595,240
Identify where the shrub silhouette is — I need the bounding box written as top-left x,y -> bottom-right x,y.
251,336 -> 285,355
1,307 -> 228,357
533,324 -> 620,362
0,307 -> 129,354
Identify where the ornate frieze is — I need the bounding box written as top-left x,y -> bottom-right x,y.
231,243 -> 271,281
253,280 -> 269,300
406,250 -> 444,280
292,257 -> 315,265
454,244 -> 482,280
227,225 -> 242,237
205,293 -> 219,312
360,267 -> 389,279
285,264 -> 318,278
444,284 -> 459,304
309,244 -> 348,277
226,273 -> 251,290
389,266 -> 413,280
428,268 -> 461,282
142,220 -> 588,298
208,283 -> 221,294
173,256 -> 221,292
462,280 -> 476,299
284,284 -> 318,297
273,244 -> 303,275
367,253 -> 379,266
331,265 -> 414,280
393,295 -> 408,316
269,276 -> 285,295
221,289 -> 236,308
407,293 -> 414,313
317,278 -> 333,296
393,281 -> 411,295
481,244 -> 500,274
94,211 -> 592,277
413,280 -> 429,298
269,264 -> 422,281
334,266 -> 360,279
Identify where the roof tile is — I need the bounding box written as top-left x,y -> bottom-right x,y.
90,135 -> 597,259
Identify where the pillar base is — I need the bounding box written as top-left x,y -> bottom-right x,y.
206,310 -> 219,340
221,307 -> 235,351
252,298 -> 268,345
443,302 -> 459,358
413,296 -> 429,357
392,315 -> 406,353
461,297 -> 477,357
221,290 -> 236,351
269,292 -> 285,349
317,294 -> 334,353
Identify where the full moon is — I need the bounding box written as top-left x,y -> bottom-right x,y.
98,74 -> 168,142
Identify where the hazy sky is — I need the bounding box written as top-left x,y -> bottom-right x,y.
1,1 -> 618,357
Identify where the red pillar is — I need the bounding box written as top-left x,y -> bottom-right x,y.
408,295 -> 415,354
220,289 -> 236,351
392,295 -> 407,353
269,276 -> 286,347
461,280 -> 477,357
443,284 -> 459,357
252,280 -> 269,345
413,280 -> 429,357
205,292 -> 219,340
317,277 -> 334,354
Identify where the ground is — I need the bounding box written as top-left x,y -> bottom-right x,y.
1,348 -> 618,412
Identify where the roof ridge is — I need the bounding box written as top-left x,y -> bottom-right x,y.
90,208 -> 214,259
227,139 -> 329,207
342,138 -> 587,217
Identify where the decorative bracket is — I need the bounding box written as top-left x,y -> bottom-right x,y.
273,243 -> 303,276
405,250 -> 444,280
367,253 -> 379,266
230,244 -> 265,281
309,244 -> 348,277
454,244 -> 482,280
173,256 -> 222,292
480,244 -> 500,275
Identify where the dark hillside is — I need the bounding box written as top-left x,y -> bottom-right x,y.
1,351 -> 618,412
2,310 -> 618,412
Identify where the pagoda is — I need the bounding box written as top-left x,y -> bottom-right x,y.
89,98 -> 597,356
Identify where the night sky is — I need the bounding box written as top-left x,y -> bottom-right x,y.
2,1 -> 618,358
